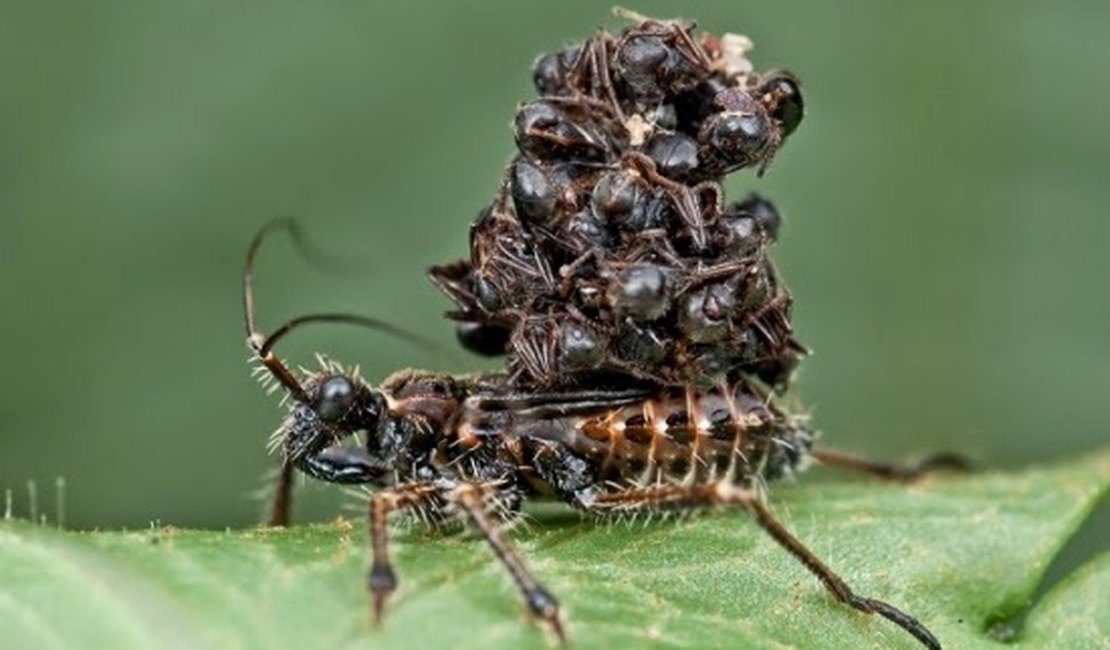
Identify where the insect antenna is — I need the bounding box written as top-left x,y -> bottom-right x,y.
243,217 -> 442,403
258,312 -> 438,358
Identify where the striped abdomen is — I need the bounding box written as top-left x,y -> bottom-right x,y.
454,382 -> 812,489
569,384 -> 800,485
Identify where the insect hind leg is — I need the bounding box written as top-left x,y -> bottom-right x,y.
812,447 -> 972,482
579,482 -> 942,650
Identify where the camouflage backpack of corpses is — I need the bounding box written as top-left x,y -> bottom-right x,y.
430,12 -> 807,391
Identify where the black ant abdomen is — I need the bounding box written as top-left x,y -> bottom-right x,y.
455,321 -> 511,357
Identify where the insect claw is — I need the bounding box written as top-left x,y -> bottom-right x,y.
548,616 -> 568,645
370,597 -> 386,626
524,585 -> 566,643
367,563 -> 397,625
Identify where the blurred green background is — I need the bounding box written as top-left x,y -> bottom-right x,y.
1,1 -> 1107,530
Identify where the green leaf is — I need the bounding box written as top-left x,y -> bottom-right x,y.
2,450 -> 1106,650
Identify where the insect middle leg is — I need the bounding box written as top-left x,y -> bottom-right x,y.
812,447 -> 972,482
365,480 -> 563,640
581,482 -> 942,650
449,482 -> 565,642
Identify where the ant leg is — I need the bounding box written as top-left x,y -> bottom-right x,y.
692,180 -> 723,219
267,460 -> 294,527
450,482 -> 565,642
670,20 -> 712,70
567,34 -> 622,120
427,260 -> 480,313
812,448 -> 973,482
582,483 -> 941,650
623,151 -> 708,248
588,32 -> 626,122
367,482 -> 441,623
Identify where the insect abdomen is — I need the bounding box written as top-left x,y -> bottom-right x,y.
566,384 -> 809,485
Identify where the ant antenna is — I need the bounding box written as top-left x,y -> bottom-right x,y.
243,217 -> 441,403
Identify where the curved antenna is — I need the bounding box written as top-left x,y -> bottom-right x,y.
259,312 -> 441,357
244,217 -> 310,402
243,217 -> 440,403
244,216 -> 362,343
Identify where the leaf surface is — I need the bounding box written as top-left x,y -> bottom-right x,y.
1,449 -> 1106,650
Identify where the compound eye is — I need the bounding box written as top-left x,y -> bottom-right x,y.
317,375 -> 355,422
761,74 -> 804,137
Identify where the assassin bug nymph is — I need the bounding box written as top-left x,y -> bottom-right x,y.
244,219 -> 969,649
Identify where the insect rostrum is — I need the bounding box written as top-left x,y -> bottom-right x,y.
245,10 -> 968,650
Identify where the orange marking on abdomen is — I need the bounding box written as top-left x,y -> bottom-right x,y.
568,386 -> 769,484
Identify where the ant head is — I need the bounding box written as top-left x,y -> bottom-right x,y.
699,71 -> 804,177
759,71 -> 804,138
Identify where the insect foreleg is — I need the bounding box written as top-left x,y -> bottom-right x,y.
449,482 -> 565,642
267,460 -> 294,527
272,440 -> 383,527
295,444 -> 388,484
581,482 -> 942,650
367,482 -> 442,623
812,447 -> 972,482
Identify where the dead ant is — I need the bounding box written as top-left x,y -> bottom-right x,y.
243,219 -> 969,649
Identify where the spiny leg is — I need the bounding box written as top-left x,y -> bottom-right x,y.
813,447 -> 972,482
733,487 -> 941,650
583,483 -> 942,650
450,482 -> 565,642
367,482 -> 441,623
267,459 -> 294,527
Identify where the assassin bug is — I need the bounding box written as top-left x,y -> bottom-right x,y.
244,219 -> 968,649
